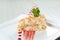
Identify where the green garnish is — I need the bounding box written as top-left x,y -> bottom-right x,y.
32,7 -> 40,17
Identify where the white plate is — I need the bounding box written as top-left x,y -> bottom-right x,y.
0,14 -> 60,40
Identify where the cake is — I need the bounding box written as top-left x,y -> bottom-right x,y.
17,7 -> 47,40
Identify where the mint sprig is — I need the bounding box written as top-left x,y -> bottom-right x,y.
32,7 -> 40,17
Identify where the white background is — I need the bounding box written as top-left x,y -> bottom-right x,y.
0,0 -> 60,24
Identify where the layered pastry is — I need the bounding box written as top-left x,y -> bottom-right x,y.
17,7 -> 47,40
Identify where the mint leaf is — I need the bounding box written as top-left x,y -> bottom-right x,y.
32,7 -> 40,17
